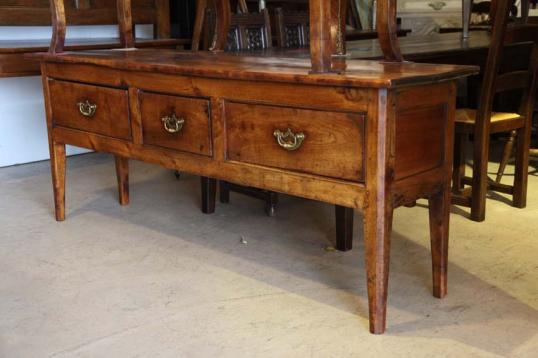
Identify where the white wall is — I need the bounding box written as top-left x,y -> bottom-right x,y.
0,25 -> 152,168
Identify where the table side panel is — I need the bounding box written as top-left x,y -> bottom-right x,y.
392,82 -> 456,204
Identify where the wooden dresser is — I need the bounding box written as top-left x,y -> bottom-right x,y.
36,0 -> 478,334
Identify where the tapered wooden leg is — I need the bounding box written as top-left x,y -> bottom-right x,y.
452,132 -> 466,192
115,156 -> 129,206
363,200 -> 393,334
513,125 -> 530,208
50,142 -> 66,222
201,177 -> 216,214
335,205 -> 353,251
428,186 -> 450,298
470,130 -> 489,222
219,181 -> 230,203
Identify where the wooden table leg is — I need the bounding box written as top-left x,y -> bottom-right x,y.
50,141 -> 66,221
428,185 -> 450,298
363,197 -> 393,334
115,156 -> 129,206
201,177 -> 217,214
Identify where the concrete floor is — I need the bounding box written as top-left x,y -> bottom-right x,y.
0,152 -> 537,357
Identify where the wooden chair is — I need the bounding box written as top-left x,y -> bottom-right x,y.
274,8 -> 309,48
451,0 -> 538,221
192,0 -> 250,51
0,0 -> 188,78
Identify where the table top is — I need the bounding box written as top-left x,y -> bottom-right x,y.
347,31 -> 491,61
230,31 -> 492,62
37,48 -> 477,89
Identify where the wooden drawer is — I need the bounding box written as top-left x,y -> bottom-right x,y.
49,79 -> 130,140
139,91 -> 212,156
224,102 -> 365,182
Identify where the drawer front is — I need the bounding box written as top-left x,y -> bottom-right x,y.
225,102 -> 365,182
49,79 -> 130,140
139,92 -> 211,156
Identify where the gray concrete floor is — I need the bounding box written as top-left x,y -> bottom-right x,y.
0,152 -> 537,357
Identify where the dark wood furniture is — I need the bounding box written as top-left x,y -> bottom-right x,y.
37,0 -> 477,334
452,18 -> 538,221
0,0 -> 189,78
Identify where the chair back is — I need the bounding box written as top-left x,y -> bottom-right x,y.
1,0 -> 171,39
274,8 -> 309,48
476,0 -> 538,130
204,8 -> 272,51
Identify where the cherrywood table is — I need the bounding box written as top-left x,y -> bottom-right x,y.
36,48 -> 477,334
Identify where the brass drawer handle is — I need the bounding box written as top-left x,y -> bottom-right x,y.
273,128 -> 305,151
77,100 -> 97,118
162,114 -> 185,133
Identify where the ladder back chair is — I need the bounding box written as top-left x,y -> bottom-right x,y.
203,5 -> 272,51
0,0 -> 186,77
451,0 -> 538,221
274,8 -> 309,48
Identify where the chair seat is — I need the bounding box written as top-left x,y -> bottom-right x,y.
455,108 -> 525,133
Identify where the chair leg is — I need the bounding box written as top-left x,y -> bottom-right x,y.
115,156 -> 129,206
513,125 -> 531,208
201,177 -> 216,214
495,130 -> 516,183
470,130 -> 490,222
335,205 -> 354,251
452,132 -> 466,192
264,191 -> 278,217
220,181 -> 230,203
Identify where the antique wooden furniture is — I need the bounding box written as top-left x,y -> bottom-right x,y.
0,0 -> 188,78
38,0 -> 476,334
274,8 -> 310,48
451,0 -> 538,221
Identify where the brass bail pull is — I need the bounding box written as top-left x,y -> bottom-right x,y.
161,114 -> 185,133
273,128 -> 305,151
77,100 -> 97,118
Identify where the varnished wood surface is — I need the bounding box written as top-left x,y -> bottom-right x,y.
139,91 -> 212,156
347,31 -> 491,61
48,79 -> 131,140
35,49 -> 477,89
225,101 -> 365,181
39,55 -> 470,333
